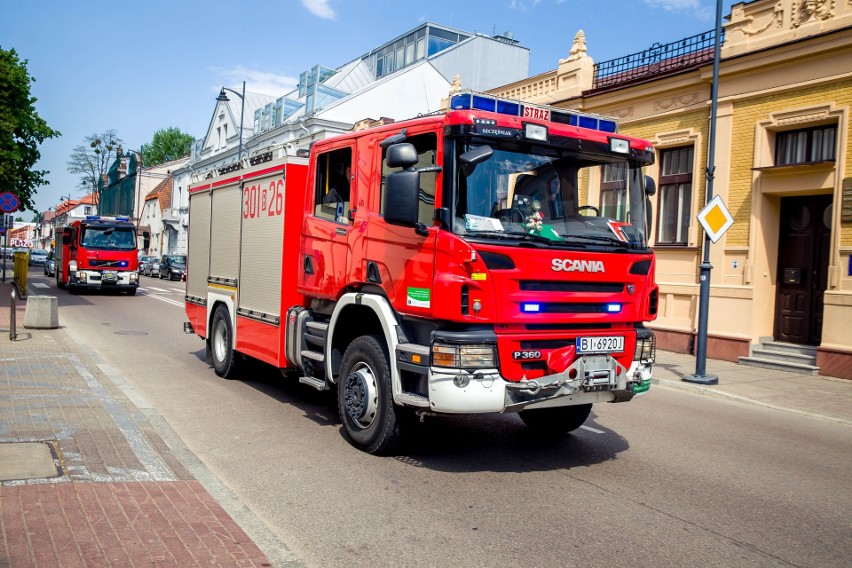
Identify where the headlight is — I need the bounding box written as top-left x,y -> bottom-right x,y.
69,260 -> 78,272
634,332 -> 656,364
432,343 -> 497,369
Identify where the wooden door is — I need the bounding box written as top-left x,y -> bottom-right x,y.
774,195 -> 831,345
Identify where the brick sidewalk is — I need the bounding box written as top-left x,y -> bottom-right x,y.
0,278 -> 278,567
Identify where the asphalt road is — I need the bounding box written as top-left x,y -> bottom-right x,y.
36,272 -> 852,568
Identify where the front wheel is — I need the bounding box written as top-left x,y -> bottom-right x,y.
210,306 -> 240,379
519,403 -> 592,434
338,335 -> 405,454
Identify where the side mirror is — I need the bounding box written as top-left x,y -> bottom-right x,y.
386,143 -> 419,169
460,145 -> 493,177
644,175 -> 657,196
384,169 -> 421,229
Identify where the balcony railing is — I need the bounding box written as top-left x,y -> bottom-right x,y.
592,29 -> 722,91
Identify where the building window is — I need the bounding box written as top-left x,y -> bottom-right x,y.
656,146 -> 694,245
600,163 -> 627,221
775,125 -> 836,165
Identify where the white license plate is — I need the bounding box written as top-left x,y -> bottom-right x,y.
576,335 -> 624,354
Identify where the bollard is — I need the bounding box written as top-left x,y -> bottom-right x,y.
10,288 -> 17,340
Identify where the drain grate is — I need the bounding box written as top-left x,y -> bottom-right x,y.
114,331 -> 149,336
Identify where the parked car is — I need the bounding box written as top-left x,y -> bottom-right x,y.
142,256 -> 160,277
44,250 -> 56,277
138,255 -> 154,276
29,249 -> 49,267
158,254 -> 186,281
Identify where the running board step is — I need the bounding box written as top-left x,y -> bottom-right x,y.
299,375 -> 329,391
301,350 -> 325,362
396,393 -> 430,408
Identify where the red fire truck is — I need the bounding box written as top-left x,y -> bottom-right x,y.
185,91 -> 659,453
56,216 -> 139,294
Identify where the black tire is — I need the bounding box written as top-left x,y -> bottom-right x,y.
126,288 -> 137,296
210,306 -> 239,379
519,403 -> 592,434
338,335 -> 404,454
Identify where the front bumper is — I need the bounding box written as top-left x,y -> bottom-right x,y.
70,270 -> 139,290
425,356 -> 652,414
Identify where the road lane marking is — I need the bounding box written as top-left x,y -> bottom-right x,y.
580,425 -> 605,434
143,292 -> 184,307
32,282 -> 50,288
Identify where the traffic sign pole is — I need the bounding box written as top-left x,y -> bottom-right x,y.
684,0 -> 724,386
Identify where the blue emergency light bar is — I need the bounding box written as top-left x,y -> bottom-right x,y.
85,215 -> 130,222
450,91 -> 618,134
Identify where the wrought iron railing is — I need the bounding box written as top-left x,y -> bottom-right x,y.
592,29 -> 722,90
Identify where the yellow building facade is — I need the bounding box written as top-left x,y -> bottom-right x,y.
491,0 -> 852,379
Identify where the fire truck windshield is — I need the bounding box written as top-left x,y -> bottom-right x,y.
453,144 -> 650,250
80,226 -> 136,250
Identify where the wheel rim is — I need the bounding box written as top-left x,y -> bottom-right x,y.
343,363 -> 379,430
213,318 -> 228,363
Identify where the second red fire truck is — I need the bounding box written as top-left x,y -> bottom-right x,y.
56,216 -> 139,294
185,91 -> 659,453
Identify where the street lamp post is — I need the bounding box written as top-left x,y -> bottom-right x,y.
217,81 -> 246,166
683,0 -> 723,385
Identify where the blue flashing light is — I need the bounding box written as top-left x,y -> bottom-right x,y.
579,116 -> 598,130
599,120 -> 618,133
522,303 -> 542,313
85,215 -> 101,221
119,261 -> 128,267
606,303 -> 622,313
472,95 -> 496,112
450,93 -> 471,110
496,100 -> 520,116
115,216 -> 129,222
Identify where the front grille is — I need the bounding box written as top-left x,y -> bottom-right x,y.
520,281 -> 623,293
89,260 -> 125,267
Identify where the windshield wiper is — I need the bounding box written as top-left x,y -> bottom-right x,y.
562,234 -> 630,248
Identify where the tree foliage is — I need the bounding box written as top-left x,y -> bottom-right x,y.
141,127 -> 194,166
67,129 -> 124,198
0,47 -> 60,212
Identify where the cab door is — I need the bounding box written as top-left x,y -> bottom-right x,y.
364,131 -> 440,315
300,146 -> 355,299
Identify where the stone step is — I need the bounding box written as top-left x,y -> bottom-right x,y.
757,339 -> 817,358
751,347 -> 816,366
738,356 -> 820,375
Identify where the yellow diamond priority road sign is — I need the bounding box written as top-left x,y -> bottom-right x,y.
697,194 -> 733,243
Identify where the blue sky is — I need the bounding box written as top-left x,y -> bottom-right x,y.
1,0 -> 735,215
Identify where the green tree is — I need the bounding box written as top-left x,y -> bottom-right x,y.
0,47 -> 60,212
67,129 -> 124,199
141,127 -> 194,166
